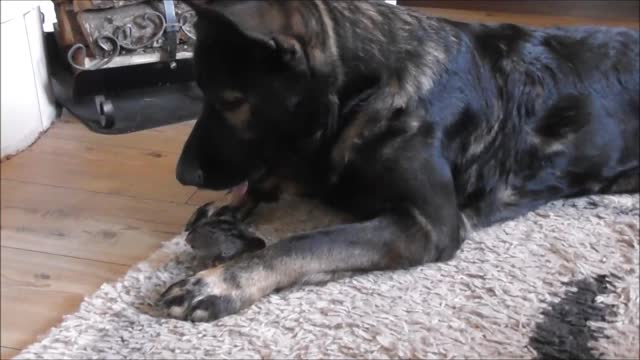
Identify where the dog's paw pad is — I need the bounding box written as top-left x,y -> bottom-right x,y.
159,270 -> 241,322
187,295 -> 238,322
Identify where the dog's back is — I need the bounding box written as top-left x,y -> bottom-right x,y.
431,20 -> 639,224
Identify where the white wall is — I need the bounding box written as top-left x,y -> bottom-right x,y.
1,1 -> 57,158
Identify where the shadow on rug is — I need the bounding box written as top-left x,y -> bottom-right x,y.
15,194 -> 639,359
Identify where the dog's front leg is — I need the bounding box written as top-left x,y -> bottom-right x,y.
160,214 -> 422,321
160,148 -> 464,322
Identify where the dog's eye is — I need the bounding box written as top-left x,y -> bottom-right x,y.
218,90 -> 247,112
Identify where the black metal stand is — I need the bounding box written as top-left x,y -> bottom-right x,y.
45,27 -> 202,134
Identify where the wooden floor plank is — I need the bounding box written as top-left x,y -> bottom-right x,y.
47,114 -> 194,155
0,347 -> 19,360
0,135 -> 194,203
1,247 -> 128,350
409,6 -> 639,28
1,180 -> 194,265
185,188 -> 231,206
1,347 -> 20,360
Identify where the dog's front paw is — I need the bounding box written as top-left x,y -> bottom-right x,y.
159,268 -> 243,322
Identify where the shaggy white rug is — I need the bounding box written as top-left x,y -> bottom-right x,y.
15,194 -> 639,359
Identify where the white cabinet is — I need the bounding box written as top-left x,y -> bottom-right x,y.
1,2 -> 56,158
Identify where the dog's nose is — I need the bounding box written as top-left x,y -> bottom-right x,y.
176,166 -> 204,187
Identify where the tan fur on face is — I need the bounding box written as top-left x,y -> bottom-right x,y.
219,90 -> 251,133
223,103 -> 251,129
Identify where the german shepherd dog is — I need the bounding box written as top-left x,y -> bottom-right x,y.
160,0 -> 639,322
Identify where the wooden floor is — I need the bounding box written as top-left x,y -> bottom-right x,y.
0,114 -> 227,357
0,6 -> 637,359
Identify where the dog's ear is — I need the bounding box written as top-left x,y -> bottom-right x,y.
183,0 -> 307,73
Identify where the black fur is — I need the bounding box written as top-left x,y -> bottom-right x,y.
161,0 -> 639,322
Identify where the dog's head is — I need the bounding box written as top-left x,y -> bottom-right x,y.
177,0 -> 339,190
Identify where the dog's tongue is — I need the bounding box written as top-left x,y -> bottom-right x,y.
229,181 -> 248,206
